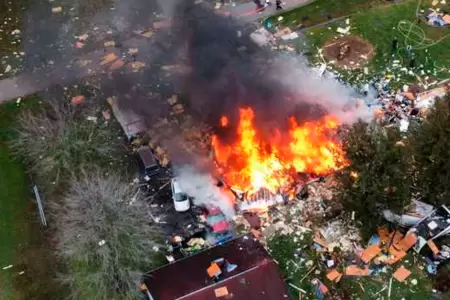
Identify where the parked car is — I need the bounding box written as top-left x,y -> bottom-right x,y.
171,178 -> 191,212
136,146 -> 160,179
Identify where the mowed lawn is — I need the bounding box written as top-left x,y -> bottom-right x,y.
0,102 -> 30,298
305,0 -> 450,84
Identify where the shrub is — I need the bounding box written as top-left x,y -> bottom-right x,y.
10,100 -> 126,184
52,169 -> 163,300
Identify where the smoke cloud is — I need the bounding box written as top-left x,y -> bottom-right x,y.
165,1 -> 370,135
174,165 -> 235,219
18,0 -> 372,211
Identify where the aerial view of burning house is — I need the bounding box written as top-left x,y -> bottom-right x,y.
1,0 -> 450,299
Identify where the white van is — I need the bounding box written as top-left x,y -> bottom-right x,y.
171,178 -> 190,212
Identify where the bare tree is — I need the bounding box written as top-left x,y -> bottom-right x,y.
10,100 -> 126,184
52,169 -> 162,300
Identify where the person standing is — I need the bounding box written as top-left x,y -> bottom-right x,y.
276,0 -> 283,10
391,37 -> 398,53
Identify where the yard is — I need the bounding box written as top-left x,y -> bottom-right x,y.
0,142 -> 29,299
266,0 -> 385,29
268,233 -> 436,300
303,0 -> 450,85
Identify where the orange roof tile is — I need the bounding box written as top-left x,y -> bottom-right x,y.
393,266 -> 411,282
427,239 -> 440,255
394,232 -> 417,252
207,263 -> 221,278
377,227 -> 391,244
360,244 -> 382,263
391,231 -> 405,246
386,246 -> 407,265
214,287 -> 229,298
443,14 -> 450,24
345,265 -> 370,276
326,269 -> 342,282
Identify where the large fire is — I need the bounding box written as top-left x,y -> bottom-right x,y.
211,107 -> 347,196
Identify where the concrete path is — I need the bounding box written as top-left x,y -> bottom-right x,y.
0,0 -> 312,104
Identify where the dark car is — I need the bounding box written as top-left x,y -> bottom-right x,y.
136,146 -> 160,178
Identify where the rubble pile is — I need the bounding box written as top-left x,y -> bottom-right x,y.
319,220 -> 361,252
234,179 -> 348,247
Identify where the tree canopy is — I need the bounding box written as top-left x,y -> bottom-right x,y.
409,95 -> 450,206
334,121 -> 413,237
335,94 -> 450,237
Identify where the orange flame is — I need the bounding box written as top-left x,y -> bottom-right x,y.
220,116 -> 229,127
212,107 -> 347,195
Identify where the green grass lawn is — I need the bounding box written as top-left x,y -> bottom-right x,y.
266,0 -> 385,29
0,144 -> 29,298
0,99 -> 32,298
268,233 -> 435,300
304,0 -> 450,86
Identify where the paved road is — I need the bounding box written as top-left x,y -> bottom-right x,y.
220,0 -> 311,22
0,0 -> 311,104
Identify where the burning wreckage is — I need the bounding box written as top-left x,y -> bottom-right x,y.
107,1 -> 354,258
142,103 -> 349,258
211,107 -> 346,213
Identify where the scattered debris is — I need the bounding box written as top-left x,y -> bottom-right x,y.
100,53 -> 118,65
110,59 -> 125,70
326,269 -> 342,282
393,266 -> 411,282
102,110 -> 111,120
71,95 -> 85,105
51,6 -> 62,13
214,286 -> 229,297
104,40 -> 116,48
131,61 -> 146,72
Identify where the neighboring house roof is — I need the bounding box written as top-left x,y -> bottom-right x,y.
142,234 -> 291,300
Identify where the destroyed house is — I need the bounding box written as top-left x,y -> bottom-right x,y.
141,234 -> 291,300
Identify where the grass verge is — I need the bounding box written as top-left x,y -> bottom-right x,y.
0,144 -> 29,298
266,0 -> 385,29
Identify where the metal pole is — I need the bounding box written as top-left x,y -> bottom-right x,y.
32,185 -> 47,227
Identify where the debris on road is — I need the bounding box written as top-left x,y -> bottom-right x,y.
52,6 -> 62,13
71,95 -> 85,105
